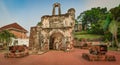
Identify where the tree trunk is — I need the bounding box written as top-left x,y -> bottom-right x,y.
84,25 -> 87,30
112,35 -> 114,47
114,34 -> 119,48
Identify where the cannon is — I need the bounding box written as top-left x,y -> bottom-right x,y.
4,45 -> 29,58
82,43 -> 116,61
89,44 -> 107,55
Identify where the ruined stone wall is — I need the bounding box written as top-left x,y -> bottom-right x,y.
29,27 -> 37,49
29,3 -> 75,53
41,6 -> 75,28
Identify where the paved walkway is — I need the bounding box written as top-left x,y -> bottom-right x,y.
0,48 -> 120,65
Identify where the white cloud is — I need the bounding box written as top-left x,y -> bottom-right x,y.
85,0 -> 120,10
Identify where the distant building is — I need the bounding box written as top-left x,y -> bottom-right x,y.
74,22 -> 82,32
0,23 -> 28,39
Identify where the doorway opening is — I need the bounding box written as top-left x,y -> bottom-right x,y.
49,32 -> 63,50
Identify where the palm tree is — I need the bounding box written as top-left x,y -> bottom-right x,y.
109,5 -> 120,47
109,20 -> 119,47
0,30 -> 15,48
103,14 -> 119,47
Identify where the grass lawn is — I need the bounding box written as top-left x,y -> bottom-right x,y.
74,34 -> 103,40
74,31 -> 103,40
108,47 -> 118,51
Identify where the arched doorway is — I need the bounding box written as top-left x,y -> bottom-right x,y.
49,32 -> 64,50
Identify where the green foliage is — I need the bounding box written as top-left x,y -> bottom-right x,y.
110,4 -> 120,21
77,7 -> 107,34
37,21 -> 42,26
118,28 -> 120,42
103,14 -> 112,31
0,30 -> 15,46
87,23 -> 104,34
75,19 -> 78,24
109,20 -> 118,35
76,5 -> 120,47
108,19 -> 119,47
103,31 -> 112,41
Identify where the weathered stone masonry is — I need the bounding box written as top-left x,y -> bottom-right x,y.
29,3 -> 75,53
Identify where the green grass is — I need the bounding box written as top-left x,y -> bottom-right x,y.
74,31 -> 103,40
74,34 -> 103,40
108,47 -> 118,51
74,31 -> 88,35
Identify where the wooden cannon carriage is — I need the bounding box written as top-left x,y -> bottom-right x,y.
4,45 -> 29,58
82,44 -> 116,61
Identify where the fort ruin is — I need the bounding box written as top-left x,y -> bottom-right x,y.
29,3 -> 75,53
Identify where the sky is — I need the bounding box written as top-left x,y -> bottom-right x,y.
0,0 -> 120,36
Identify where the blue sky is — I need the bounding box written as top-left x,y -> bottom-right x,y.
0,0 -> 120,36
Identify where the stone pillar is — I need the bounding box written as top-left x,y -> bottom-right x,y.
58,6 -> 61,15
52,7 -> 55,15
52,3 -> 61,15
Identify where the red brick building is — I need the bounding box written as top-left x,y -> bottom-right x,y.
0,23 -> 28,39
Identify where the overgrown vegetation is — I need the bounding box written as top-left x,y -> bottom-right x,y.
76,4 -> 120,48
0,30 -> 15,49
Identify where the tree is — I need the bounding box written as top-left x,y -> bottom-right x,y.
77,7 -> 108,32
110,4 -> 120,21
108,20 -> 118,47
0,30 -> 15,47
103,14 -> 112,31
103,4 -> 120,47
109,5 -> 120,47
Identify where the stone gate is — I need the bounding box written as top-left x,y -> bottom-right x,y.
29,3 -> 75,53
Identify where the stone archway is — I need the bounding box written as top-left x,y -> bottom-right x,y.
49,32 -> 64,50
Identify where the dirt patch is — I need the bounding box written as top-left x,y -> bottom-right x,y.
0,48 -> 120,65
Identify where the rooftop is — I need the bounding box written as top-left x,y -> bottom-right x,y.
0,23 -> 28,33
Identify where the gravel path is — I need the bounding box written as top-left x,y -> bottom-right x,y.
0,48 -> 120,65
